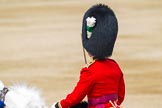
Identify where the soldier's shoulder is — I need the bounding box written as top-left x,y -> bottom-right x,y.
83,60 -> 96,68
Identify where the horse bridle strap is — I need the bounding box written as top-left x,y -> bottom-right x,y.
0,87 -> 9,102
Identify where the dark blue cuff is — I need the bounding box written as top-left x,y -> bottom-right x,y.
0,101 -> 5,108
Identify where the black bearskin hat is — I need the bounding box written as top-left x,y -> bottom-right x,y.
82,4 -> 118,59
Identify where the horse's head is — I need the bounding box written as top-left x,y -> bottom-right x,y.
0,80 -> 47,108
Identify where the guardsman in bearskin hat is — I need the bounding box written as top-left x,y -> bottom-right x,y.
51,4 -> 125,108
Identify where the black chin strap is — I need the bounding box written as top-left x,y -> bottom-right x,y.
0,87 -> 9,102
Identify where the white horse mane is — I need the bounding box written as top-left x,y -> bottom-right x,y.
0,80 -> 47,108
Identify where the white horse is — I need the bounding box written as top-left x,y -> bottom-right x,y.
0,80 -> 47,108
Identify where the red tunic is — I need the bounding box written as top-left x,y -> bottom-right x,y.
59,59 -> 125,108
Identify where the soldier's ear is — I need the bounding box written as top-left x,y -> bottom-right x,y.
0,80 -> 4,90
